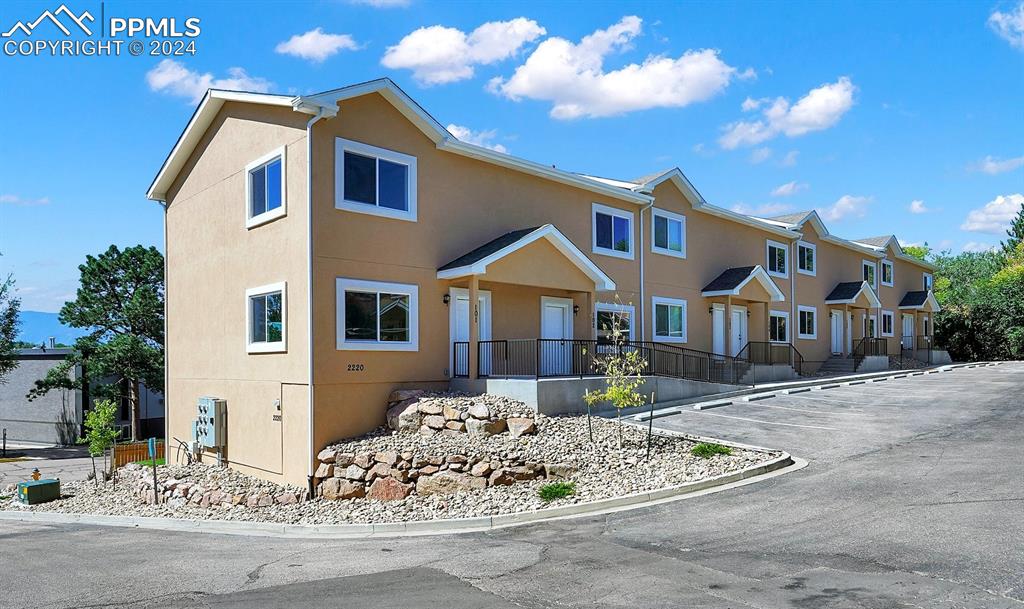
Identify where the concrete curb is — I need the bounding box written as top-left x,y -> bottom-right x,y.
0,438 -> 797,539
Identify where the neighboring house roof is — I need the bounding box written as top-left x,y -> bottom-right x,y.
700,265 -> 786,301
851,234 -> 936,271
899,290 -> 941,312
147,78 -> 651,206
824,281 -> 882,307
16,348 -> 72,359
436,224 -> 616,291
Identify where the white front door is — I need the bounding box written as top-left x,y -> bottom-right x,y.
449,288 -> 491,377
830,311 -> 843,355
729,306 -> 747,357
712,305 -> 726,356
540,296 -> 573,376
902,314 -> 914,349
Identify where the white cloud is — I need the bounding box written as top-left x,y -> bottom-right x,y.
446,124 -> 509,153
969,155 -> 1024,175
381,18 -> 546,85
963,241 -> 997,253
730,202 -> 793,216
908,199 -> 930,214
988,2 -> 1024,49
741,96 -> 767,111
490,16 -> 743,119
817,194 -> 871,222
0,194 -> 49,206
749,147 -> 772,164
145,59 -> 273,103
961,193 -> 1024,234
275,28 -> 359,63
718,77 -> 856,149
779,150 -> 799,167
771,181 -> 808,197
350,0 -> 410,6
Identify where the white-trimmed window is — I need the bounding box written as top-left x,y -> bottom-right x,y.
246,147 -> 286,228
881,310 -> 894,337
766,240 -> 788,278
651,208 -> 686,258
864,313 -> 877,338
797,241 -> 816,276
769,310 -> 789,342
652,297 -> 686,343
881,260 -> 894,287
923,272 -> 933,291
592,203 -> 634,259
337,278 -> 419,351
797,305 -> 817,340
246,282 -> 286,353
335,138 -> 417,221
595,302 -> 635,343
862,260 -> 877,290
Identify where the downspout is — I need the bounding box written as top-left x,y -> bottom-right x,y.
305,107 -> 327,499
159,199 -> 168,461
638,200 -> 655,340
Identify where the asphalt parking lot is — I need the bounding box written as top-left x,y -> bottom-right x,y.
1,363 -> 1022,609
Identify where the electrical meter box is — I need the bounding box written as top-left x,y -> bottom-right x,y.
18,479 -> 60,505
193,397 -> 226,448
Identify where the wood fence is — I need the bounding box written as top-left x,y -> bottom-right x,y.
113,440 -> 164,468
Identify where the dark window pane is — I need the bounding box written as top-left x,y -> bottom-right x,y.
378,160 -> 408,211
668,219 -> 683,251
345,291 -> 378,340
654,215 -> 668,249
344,152 -> 376,205
595,212 -> 612,249
265,159 -> 282,211
668,305 -> 683,336
597,310 -> 630,343
655,304 -> 669,336
251,296 -> 266,342
250,166 -> 266,216
266,292 -> 282,342
379,293 -> 409,342
613,216 -> 630,252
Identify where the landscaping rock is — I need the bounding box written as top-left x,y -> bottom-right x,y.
314,462 -> 334,479
544,463 -> 577,479
386,399 -> 422,433
321,478 -> 365,500
334,452 -> 355,468
470,462 -> 492,477
316,448 -> 337,463
468,402 -> 491,419
418,402 -> 443,416
423,415 -> 446,430
416,471 -> 486,496
367,477 -> 413,501
342,464 -> 367,481
374,451 -> 398,466
389,389 -> 425,403
353,453 -> 373,469
507,417 -> 536,438
275,492 -> 298,505
466,417 -> 506,437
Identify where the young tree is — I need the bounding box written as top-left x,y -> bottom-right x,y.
583,306 -> 648,447
82,399 -> 121,483
0,274 -> 21,384
29,245 -> 164,441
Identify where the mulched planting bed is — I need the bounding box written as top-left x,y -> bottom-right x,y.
2,413 -> 780,525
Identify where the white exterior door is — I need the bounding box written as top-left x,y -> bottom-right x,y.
712,305 -> 726,356
540,297 -> 573,376
830,311 -> 843,355
449,288 -> 491,376
902,314 -> 914,349
729,306 -> 747,357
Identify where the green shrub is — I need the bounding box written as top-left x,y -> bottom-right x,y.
538,481 -> 576,502
691,442 -> 732,458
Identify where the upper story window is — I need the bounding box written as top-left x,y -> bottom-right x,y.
651,209 -> 686,258
245,147 -> 286,228
769,310 -> 789,342
797,305 -> 816,339
337,278 -> 419,351
335,138 -> 418,222
923,272 -> 933,291
246,282 -> 286,353
881,260 -> 894,287
766,240 -> 788,278
652,296 -> 686,343
862,260 -> 877,290
797,241 -> 816,276
592,203 -> 634,259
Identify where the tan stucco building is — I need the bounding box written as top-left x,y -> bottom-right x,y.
148,79 -> 940,486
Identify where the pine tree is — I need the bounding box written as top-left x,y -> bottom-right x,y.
1002,205 -> 1024,255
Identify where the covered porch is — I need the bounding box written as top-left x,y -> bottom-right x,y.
825,280 -> 884,358
899,290 -> 946,363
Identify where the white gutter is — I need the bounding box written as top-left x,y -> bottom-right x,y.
305,108 -> 327,487
638,200 -> 655,339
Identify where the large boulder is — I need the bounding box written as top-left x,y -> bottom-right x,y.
316,448 -> 337,463
544,462 -> 577,479
314,462 -> 334,479
386,398 -> 422,432
506,417 -> 536,438
367,477 -> 414,501
416,471 -> 486,495
468,402 -> 490,419
389,389 -> 425,403
321,478 -> 365,500
466,417 -> 506,438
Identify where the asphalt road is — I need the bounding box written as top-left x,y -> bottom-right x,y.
2,364 -> 1022,609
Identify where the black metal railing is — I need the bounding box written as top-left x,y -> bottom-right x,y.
916,335 -> 934,364
735,341 -> 805,376
852,337 -> 887,370
452,338 -> 750,385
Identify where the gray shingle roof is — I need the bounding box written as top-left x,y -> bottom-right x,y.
854,235 -> 894,248
702,266 -> 758,292
764,211 -> 812,225
438,227 -> 543,271
631,169 -> 674,185
826,282 -> 865,301
899,291 -> 929,307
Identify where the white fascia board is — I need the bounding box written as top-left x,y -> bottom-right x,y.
826,281 -> 881,307
436,224 -> 616,291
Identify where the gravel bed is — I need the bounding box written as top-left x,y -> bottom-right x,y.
3,414 -> 780,525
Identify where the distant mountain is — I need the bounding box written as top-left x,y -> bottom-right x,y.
17,311 -> 89,346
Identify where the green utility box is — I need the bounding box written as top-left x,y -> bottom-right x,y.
17,479 -> 60,505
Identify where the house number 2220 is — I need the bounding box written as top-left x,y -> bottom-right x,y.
347,364 -> 365,372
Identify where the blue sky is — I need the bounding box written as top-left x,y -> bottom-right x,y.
1,0 -> 1022,312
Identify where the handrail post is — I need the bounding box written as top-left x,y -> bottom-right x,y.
535,339 -> 540,380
